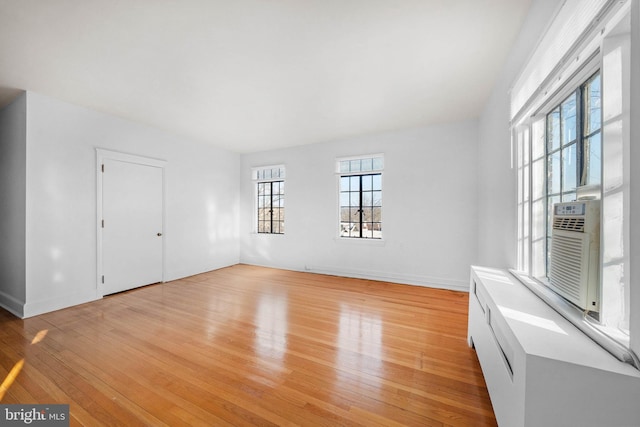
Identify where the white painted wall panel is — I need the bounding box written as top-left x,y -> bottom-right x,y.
23,92 -> 239,316
240,121 -> 478,291
477,0 -> 559,269
0,93 -> 27,316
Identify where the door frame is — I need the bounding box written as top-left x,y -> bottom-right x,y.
96,148 -> 167,297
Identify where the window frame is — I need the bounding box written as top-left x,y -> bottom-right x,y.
541,70 -> 602,276
336,154 -> 384,240
511,1 -> 635,362
252,165 -> 285,235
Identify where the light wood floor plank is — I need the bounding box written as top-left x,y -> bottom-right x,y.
0,264 -> 496,426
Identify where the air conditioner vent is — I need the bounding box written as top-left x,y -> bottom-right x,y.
553,217 -> 585,232
548,200 -> 600,312
549,232 -> 588,301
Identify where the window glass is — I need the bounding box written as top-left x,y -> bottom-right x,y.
547,108 -> 560,151
561,93 -> 577,145
547,151 -> 561,195
584,133 -> 602,185
337,156 -> 383,239
584,74 -> 602,136
582,73 -> 602,186
542,72 -> 601,278
253,165 -> 285,234
562,142 -> 577,193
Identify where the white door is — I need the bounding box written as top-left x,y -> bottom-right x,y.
102,158 -> 163,295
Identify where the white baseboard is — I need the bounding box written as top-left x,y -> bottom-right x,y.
306,265 -> 469,292
0,290 -> 25,318
22,290 -> 100,319
240,258 -> 469,292
165,260 -> 239,283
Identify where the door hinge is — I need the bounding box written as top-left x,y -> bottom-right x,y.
101,164 -> 105,173
101,275 -> 104,284
101,219 -> 104,228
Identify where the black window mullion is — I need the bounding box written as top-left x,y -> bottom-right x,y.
269,181 -> 274,234
359,175 -> 363,238
577,87 -> 585,188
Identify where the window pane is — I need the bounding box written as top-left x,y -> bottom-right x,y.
561,192 -> 576,202
340,207 -> 351,222
562,143 -> 577,193
584,133 -> 602,185
532,118 -> 545,160
340,192 -> 350,207
372,207 -> 382,222
361,158 -> 373,172
340,176 -> 350,191
547,151 -> 561,195
362,175 -> 373,191
561,93 -> 577,145
362,207 -> 372,222
372,191 -> 382,206
372,157 -> 384,171
532,158 -> 545,201
350,176 -> 360,191
547,195 -> 560,238
372,174 -> 382,190
547,108 -> 560,152
584,73 -> 602,135
350,159 -> 361,173
362,192 -> 372,207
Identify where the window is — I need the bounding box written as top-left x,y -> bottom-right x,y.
543,72 -> 601,273
512,2 -> 633,358
337,155 -> 383,239
253,165 -> 285,234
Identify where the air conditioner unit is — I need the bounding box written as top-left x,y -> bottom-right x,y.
548,200 -> 600,312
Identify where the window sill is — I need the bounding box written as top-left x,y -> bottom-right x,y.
510,270 -> 638,368
333,236 -> 386,246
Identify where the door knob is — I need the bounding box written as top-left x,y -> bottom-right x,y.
157,233 -> 163,237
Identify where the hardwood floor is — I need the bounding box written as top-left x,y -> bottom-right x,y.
0,265 -> 496,426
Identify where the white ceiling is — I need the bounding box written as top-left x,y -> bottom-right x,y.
0,0 -> 531,153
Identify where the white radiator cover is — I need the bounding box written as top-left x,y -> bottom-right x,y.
548,200 -> 600,312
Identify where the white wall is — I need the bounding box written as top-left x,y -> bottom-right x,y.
240,121 -> 478,291
0,93 -> 27,316
477,0 -> 559,268
22,92 -> 239,317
